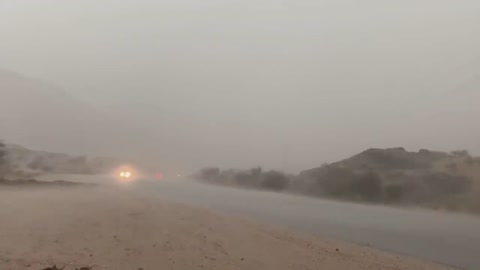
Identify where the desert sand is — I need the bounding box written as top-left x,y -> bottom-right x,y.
0,186 -> 454,270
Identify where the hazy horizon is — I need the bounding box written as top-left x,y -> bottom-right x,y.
1,0 -> 479,172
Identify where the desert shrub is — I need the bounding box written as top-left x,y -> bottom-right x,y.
28,156 -> 45,170
298,167 -> 344,197
0,141 -> 8,177
260,170 -> 290,191
0,142 -> 5,162
250,166 -> 262,178
195,167 -> 290,191
451,150 -> 470,157
233,171 -> 258,187
384,184 -> 406,203
352,171 -> 383,202
303,166 -> 383,202
422,172 -> 471,195
465,156 -> 475,166
196,167 -> 221,182
67,156 -> 89,173
445,162 -> 458,172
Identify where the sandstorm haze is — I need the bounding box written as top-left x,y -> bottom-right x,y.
1,0 -> 479,172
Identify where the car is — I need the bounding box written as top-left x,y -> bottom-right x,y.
115,166 -> 137,182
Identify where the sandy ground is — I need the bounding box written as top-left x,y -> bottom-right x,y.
0,186 -> 454,270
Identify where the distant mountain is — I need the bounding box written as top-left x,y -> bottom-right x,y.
0,68 -> 202,175
0,69 -> 139,158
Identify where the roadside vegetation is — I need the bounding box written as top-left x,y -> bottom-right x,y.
0,141 -> 7,175
195,148 -> 480,214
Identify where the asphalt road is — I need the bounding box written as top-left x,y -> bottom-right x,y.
129,178 -> 480,269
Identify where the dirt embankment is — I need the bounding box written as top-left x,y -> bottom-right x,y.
0,186 -> 453,270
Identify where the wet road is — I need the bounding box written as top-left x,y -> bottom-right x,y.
129,179 -> 480,269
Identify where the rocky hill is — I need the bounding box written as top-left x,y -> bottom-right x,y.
0,143 -> 119,179
196,148 -> 480,214
8,144 -> 118,174
297,148 -> 480,211
300,147 -> 480,183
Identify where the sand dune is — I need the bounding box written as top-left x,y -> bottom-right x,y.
0,186 -> 453,270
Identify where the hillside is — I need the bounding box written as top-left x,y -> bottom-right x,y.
300,148 -> 480,187
0,69 -> 136,157
4,143 -> 119,176
195,148 -> 480,214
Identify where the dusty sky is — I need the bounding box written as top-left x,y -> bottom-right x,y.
1,0 -> 479,172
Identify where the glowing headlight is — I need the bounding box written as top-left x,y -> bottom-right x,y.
114,166 -> 138,182
119,171 -> 132,178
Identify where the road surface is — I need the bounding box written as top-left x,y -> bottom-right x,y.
130,178 -> 480,270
